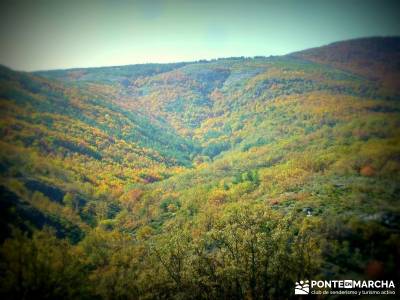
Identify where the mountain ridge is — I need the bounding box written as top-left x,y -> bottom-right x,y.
290,36 -> 400,89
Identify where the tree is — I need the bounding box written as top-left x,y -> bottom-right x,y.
0,228 -> 87,300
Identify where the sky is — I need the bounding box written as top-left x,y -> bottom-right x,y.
0,0 -> 399,71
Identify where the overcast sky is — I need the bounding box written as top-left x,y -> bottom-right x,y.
0,0 -> 399,71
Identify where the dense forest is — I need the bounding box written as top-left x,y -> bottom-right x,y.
0,37 -> 399,299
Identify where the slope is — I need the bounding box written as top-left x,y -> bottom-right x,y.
291,36 -> 400,90
0,65 -> 194,241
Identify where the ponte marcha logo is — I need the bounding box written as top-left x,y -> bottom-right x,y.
295,280 -> 310,295
294,279 -> 396,296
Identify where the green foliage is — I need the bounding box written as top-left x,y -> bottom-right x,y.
0,228 -> 88,300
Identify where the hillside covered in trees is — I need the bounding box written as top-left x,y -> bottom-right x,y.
0,37 -> 399,299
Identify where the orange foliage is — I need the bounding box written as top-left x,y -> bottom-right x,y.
365,260 -> 384,279
121,189 -> 143,211
360,165 -> 375,177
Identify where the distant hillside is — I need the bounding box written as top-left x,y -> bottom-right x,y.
0,65 -> 194,241
34,62 -> 189,85
291,37 -> 400,89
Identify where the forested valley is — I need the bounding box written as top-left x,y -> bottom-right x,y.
0,37 -> 399,299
